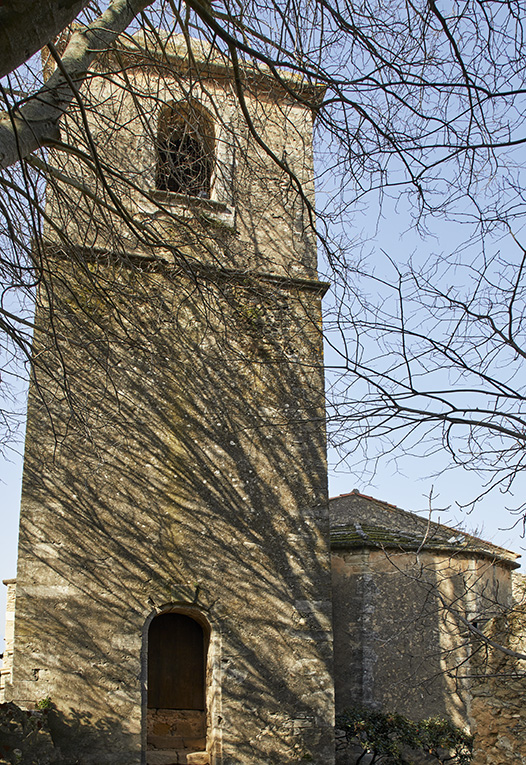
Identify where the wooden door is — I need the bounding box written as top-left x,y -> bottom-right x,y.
148,613 -> 206,709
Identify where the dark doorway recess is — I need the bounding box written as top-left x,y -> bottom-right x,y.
147,612 -> 206,710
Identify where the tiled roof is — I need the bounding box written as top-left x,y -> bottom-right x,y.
329,490 -> 520,568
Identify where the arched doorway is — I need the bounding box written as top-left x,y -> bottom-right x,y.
146,612 -> 209,764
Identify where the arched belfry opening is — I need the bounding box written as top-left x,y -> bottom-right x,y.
155,100 -> 215,198
147,612 -> 209,762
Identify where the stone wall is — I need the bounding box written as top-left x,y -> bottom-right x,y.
329,491 -> 521,765
329,492 -> 515,733
471,572 -> 526,765
0,580 -> 16,703
331,546 -> 512,731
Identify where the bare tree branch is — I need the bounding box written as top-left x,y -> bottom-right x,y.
0,0 -> 153,170
0,0 -> 89,79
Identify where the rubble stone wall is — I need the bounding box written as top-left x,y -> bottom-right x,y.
0,580 -> 16,703
471,572 -> 526,765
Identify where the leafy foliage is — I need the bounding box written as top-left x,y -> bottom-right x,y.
0,701 -> 60,764
36,698 -> 53,712
335,706 -> 473,764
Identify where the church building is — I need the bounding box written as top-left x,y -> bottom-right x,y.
0,32 -> 524,765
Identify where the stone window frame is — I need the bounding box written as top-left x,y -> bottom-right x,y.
147,92 -> 236,229
155,99 -> 216,200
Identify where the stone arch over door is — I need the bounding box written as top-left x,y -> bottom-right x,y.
145,608 -> 212,765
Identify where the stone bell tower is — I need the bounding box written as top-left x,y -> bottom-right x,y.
5,33 -> 335,765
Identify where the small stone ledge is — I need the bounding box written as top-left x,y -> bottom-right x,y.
146,191 -> 236,230
146,750 -> 209,765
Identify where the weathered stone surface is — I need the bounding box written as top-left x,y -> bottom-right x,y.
0,581 -> 16,703
185,752 -> 210,765
470,572 -> 526,765
145,750 -> 210,765
329,491 -> 523,765
148,710 -> 206,741
330,492 -> 514,731
146,751 -> 179,765
183,738 -> 206,751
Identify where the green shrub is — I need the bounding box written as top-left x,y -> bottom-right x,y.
0,701 -> 60,764
36,698 -> 53,712
335,706 -> 473,764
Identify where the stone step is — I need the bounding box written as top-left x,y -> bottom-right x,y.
182,754 -> 209,765
149,710 -> 206,740
148,735 -> 206,750
146,749 -> 209,765
148,735 -> 185,749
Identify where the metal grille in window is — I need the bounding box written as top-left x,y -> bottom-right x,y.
156,102 -> 214,198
